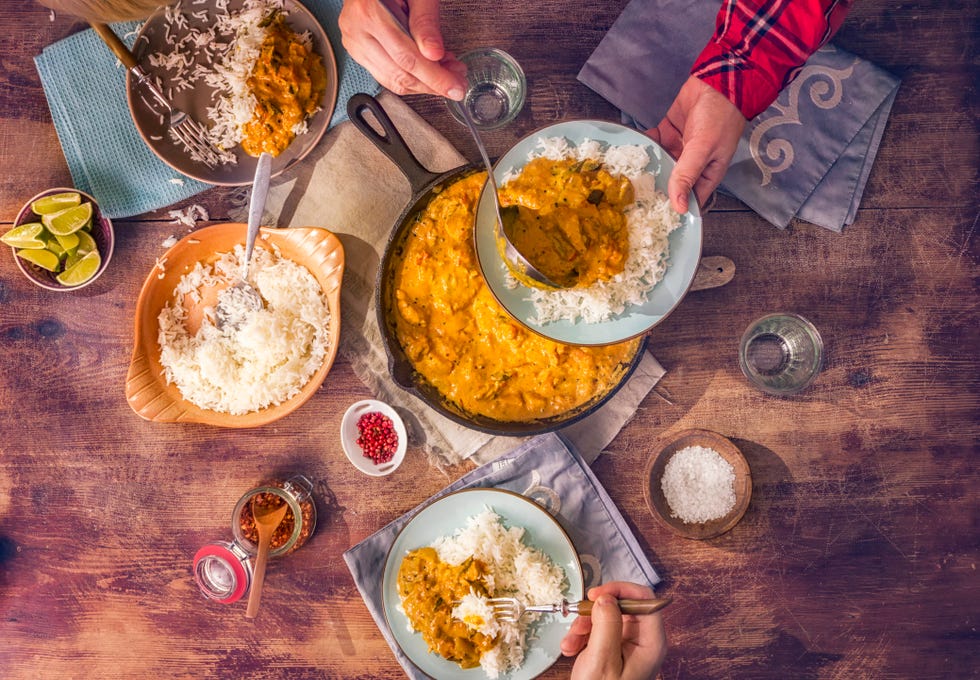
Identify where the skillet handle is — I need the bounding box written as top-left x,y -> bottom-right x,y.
347,93 -> 442,196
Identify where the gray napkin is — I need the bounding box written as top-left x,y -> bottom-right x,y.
578,0 -> 901,232
342,432 -> 661,679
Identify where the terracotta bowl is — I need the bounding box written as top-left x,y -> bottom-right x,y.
126,223 -> 344,427
643,428 -> 752,540
9,187 -> 114,291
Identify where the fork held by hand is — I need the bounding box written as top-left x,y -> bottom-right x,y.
490,596 -> 672,622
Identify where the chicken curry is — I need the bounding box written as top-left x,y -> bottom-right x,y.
498,157 -> 633,288
388,171 -> 640,423
397,547 -> 496,668
241,13 -> 327,157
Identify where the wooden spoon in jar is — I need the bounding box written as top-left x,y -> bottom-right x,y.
245,497 -> 289,619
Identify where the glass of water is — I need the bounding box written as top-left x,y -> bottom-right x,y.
738,313 -> 824,395
447,48 -> 526,130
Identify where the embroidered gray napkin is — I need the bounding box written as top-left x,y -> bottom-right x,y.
577,0 -> 901,232
229,92 -> 667,468
342,431 -> 661,679
33,0 -> 379,218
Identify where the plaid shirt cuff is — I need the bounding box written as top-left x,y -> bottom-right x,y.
691,0 -> 853,120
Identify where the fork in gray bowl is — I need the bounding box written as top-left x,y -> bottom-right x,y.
90,22 -> 230,168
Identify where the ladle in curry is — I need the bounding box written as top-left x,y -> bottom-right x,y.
245,495 -> 288,620
456,106 -> 562,290
374,0 -> 560,289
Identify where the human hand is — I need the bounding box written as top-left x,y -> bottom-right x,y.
560,581 -> 667,680
338,0 -> 467,99
646,75 -> 746,215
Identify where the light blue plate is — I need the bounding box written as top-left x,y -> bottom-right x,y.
474,120 -> 703,345
382,488 -> 584,679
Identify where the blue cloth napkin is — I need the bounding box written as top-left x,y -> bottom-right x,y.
343,432 -> 661,679
34,0 -> 379,219
577,0 -> 901,232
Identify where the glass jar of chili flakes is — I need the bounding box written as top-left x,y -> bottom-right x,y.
231,475 -> 317,558
192,474 -> 316,604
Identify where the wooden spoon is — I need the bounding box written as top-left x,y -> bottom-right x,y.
245,497 -> 289,619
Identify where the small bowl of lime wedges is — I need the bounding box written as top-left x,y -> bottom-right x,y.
2,188 -> 114,291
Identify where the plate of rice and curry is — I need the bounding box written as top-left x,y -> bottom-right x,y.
474,121 -> 704,346
128,0 -> 338,184
382,488 -> 584,679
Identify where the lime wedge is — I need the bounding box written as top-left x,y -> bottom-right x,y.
54,231 -> 80,252
17,248 -> 61,272
31,191 -> 81,215
43,202 -> 93,236
1,222 -> 47,249
45,237 -> 67,260
56,249 -> 101,286
75,230 -> 97,255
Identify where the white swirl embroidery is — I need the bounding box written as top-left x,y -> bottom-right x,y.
522,471 -> 562,514
749,50 -> 857,186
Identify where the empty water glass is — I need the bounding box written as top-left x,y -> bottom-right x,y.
739,313 -> 824,395
447,48 -> 526,130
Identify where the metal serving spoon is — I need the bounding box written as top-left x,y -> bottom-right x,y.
215,151 -> 272,330
455,106 -> 561,289
375,0 -> 560,288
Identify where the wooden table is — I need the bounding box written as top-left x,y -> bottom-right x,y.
1,1 -> 977,678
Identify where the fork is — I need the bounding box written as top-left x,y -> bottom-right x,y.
90,22 -> 229,168
489,596 -> 672,623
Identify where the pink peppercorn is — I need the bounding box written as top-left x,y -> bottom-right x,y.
356,411 -> 399,464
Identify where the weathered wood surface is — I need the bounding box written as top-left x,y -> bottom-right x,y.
0,0 -> 977,678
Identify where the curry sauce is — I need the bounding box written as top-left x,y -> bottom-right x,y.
241,13 -> 327,157
498,158 -> 633,288
389,171 -> 639,423
397,547 -> 496,668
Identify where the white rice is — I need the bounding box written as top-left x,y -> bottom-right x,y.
156,244 -> 330,414
502,137 -> 683,325
414,509 -> 567,679
661,445 -> 736,523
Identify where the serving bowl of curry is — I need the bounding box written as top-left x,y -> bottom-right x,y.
346,94 -> 645,435
381,171 -> 644,433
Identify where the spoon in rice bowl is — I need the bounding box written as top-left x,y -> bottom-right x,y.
457,105 -> 562,290
214,151 -> 273,331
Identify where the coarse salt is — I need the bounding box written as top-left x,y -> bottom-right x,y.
661,445 -> 736,524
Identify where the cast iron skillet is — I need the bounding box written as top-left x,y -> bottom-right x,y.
347,93 -> 647,436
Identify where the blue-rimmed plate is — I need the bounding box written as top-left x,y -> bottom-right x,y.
474,120 -> 703,346
381,488 -> 584,679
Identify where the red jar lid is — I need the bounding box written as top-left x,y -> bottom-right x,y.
193,542 -> 251,604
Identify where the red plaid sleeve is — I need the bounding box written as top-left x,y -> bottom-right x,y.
691,0 -> 854,119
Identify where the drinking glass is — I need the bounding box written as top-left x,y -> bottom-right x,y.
447,48 -> 526,129
738,313 -> 824,395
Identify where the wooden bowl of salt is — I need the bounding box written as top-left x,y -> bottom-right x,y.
643,428 -> 752,540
